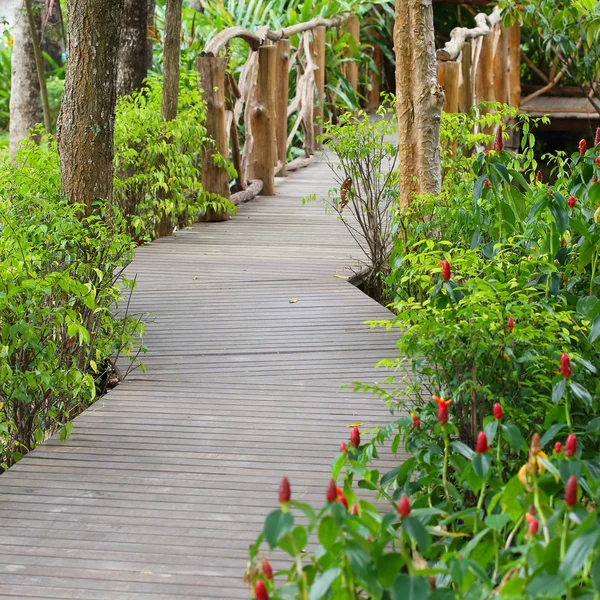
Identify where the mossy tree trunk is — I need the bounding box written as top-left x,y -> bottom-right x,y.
117,0 -> 149,96
57,0 -> 124,215
394,0 -> 444,207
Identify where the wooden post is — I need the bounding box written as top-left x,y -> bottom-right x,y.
197,55 -> 231,220
276,39 -> 290,175
365,44 -> 382,110
313,25 -> 326,149
248,46 -> 277,195
493,24 -> 509,105
508,24 -> 521,108
344,16 -> 360,93
458,41 -> 472,113
439,61 -> 459,113
475,33 -> 496,143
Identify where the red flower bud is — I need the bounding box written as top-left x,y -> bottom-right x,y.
507,316 -> 515,333
596,156 -> 600,168
278,476 -> 291,504
580,139 -> 587,155
397,495 -> 411,518
255,580 -> 269,600
263,559 -> 273,580
411,412 -> 421,429
494,125 -> 503,152
565,433 -> 577,458
554,441 -> 562,454
336,487 -> 348,510
493,403 -> 503,420
475,431 -> 489,454
340,441 -> 347,454
433,395 -> 452,426
536,170 -> 543,182
595,127 -> 600,147
568,195 -> 576,208
350,426 -> 360,448
560,353 -> 572,378
484,178 -> 492,188
326,479 -> 337,503
439,259 -> 451,281
526,513 -> 539,536
593,176 -> 598,184
350,502 -> 358,515
565,475 -> 578,508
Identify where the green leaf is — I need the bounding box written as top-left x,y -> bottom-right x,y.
502,423 -> 524,453
525,574 -> 566,598
331,453 -> 346,479
540,424 -> 565,448
263,509 -> 294,549
318,516 -> 338,550
451,441 -> 475,460
590,314 -> 600,343
402,516 -> 431,552
485,513 -> 511,531
391,574 -> 430,600
552,378 -> 566,404
309,567 -> 342,600
570,382 -> 593,407
559,527 -> 600,580
472,452 -> 491,479
378,554 -> 405,588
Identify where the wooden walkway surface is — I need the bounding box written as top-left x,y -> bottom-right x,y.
0,158 -> 401,599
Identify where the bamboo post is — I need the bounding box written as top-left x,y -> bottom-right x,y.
365,44 -> 382,110
508,24 -> 521,108
439,61 -> 460,113
458,41 -> 472,113
197,55 -> 230,220
248,46 -> 277,195
313,25 -> 326,149
344,15 -> 360,93
493,24 -> 509,105
276,39 -> 290,175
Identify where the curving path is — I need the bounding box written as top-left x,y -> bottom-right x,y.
0,158 -> 401,599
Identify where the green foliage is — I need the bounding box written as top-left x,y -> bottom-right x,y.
0,33 -> 11,131
113,70 -> 234,240
0,136 -> 144,470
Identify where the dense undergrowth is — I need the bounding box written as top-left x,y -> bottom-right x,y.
248,108 -> 600,599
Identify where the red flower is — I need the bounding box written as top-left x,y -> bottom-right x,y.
350,426 -> 360,448
560,353 -> 572,378
568,195 -> 576,208
493,403 -> 503,421
397,495 -> 411,518
475,431 -> 489,453
554,441 -> 562,454
580,139 -> 587,155
494,125 -> 503,152
595,127 -> 600,147
593,176 -> 598,184
350,503 -> 358,515
484,178 -> 492,188
536,170 -> 543,182
526,512 -> 539,536
255,580 -> 269,600
411,412 -> 421,429
340,441 -> 347,454
336,487 -> 348,510
596,156 -> 600,168
326,479 -> 337,503
565,433 -> 577,458
278,476 -> 291,504
507,316 -> 515,333
263,560 -> 273,580
433,395 -> 452,426
439,260 -> 451,281
565,475 -> 578,508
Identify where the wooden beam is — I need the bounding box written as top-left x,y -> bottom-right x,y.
458,41 -> 472,112
313,25 -> 326,149
493,24 -> 509,105
508,25 -> 521,108
343,15 -> 360,92
275,39 -> 290,175
440,60 -> 460,113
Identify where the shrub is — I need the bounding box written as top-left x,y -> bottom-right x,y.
0,137 -> 144,469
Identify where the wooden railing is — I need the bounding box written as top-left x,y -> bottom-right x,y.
198,13 -> 374,212
436,6 -> 521,115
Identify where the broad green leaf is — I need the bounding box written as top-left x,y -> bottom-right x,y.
309,567 -> 342,600
391,574 -> 430,600
560,528 -> 600,580
263,509 -> 294,549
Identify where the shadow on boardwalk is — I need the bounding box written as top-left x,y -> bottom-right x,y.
0,158 -> 403,599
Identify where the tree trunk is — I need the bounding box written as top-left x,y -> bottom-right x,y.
394,0 -> 444,207
161,0 -> 182,122
147,0 -> 156,71
57,0 -> 124,214
117,0 -> 149,96
9,0 -> 41,160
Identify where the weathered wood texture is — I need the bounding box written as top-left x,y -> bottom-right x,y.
312,25 -> 326,149
0,158 -> 402,599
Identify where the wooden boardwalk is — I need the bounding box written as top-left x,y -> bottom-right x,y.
0,158 -> 401,599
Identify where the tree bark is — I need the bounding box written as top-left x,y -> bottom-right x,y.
395,0 -> 444,207
147,0 -> 156,71
117,0 -> 149,96
9,0 -> 42,160
57,0 -> 124,214
161,0 -> 183,122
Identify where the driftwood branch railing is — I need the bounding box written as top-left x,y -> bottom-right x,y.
199,13 -> 371,216
436,6 -> 521,116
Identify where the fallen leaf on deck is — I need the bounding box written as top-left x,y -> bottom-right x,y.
334,274 -> 349,279
289,298 -> 298,303
347,421 -> 363,427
